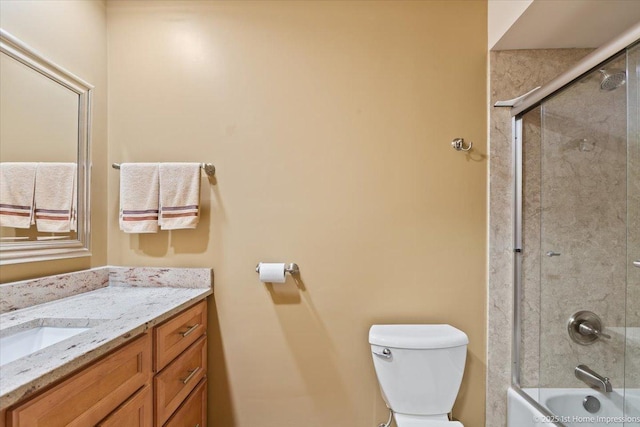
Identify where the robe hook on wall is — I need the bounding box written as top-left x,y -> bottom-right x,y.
451,137 -> 473,152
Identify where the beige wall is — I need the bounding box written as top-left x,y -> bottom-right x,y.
107,1 -> 486,425
0,0 -> 108,282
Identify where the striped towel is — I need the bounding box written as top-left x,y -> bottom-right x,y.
119,163 -> 159,233
34,163 -> 77,232
159,163 -> 200,230
0,162 -> 37,228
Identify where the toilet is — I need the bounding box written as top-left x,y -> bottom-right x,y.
369,324 -> 468,427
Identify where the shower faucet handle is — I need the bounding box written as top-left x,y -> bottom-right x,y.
578,322 -> 611,340
568,311 -> 610,345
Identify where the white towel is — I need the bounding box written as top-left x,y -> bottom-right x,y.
0,162 -> 37,229
119,163 -> 160,233
159,163 -> 201,230
34,163 -> 77,232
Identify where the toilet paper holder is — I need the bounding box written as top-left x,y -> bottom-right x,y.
255,262 -> 300,275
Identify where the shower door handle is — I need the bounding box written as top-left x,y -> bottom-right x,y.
634,260 -> 640,268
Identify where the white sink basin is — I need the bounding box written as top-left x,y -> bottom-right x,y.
0,325 -> 91,366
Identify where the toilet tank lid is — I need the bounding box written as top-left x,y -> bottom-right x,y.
368,324 -> 468,349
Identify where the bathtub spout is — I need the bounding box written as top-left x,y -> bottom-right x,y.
575,365 -> 612,392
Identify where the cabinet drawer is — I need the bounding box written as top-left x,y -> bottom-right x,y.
97,384 -> 152,427
154,336 -> 207,426
155,300 -> 207,372
164,378 -> 207,427
8,333 -> 151,427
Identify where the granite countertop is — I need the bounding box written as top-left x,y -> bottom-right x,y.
0,267 -> 213,409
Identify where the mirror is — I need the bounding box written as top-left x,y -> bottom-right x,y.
0,29 -> 92,264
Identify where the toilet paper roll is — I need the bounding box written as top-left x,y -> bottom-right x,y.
259,263 -> 286,283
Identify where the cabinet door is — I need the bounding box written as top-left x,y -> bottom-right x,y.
154,336 -> 207,425
8,333 -> 151,427
155,300 -> 207,372
164,378 -> 207,427
97,384 -> 152,427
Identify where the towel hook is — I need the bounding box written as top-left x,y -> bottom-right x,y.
451,138 -> 472,152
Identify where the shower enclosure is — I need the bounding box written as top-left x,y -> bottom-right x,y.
505,25 -> 640,427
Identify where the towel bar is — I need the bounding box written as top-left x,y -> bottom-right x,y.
112,162 -> 215,177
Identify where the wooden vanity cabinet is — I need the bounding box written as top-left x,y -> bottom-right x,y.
164,378 -> 207,427
4,299 -> 208,427
154,300 -> 207,372
96,384 -> 153,427
154,300 -> 208,426
8,332 -> 152,427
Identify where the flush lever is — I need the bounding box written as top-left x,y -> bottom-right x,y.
373,348 -> 392,359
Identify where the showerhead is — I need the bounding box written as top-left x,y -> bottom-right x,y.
598,68 -> 626,91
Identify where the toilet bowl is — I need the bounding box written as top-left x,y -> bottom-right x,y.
369,324 -> 468,427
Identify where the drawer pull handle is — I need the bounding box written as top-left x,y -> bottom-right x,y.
181,324 -> 200,337
181,367 -> 200,384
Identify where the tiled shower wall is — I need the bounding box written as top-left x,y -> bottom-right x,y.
487,48 -> 593,427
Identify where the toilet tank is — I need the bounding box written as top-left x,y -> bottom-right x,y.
369,324 -> 468,417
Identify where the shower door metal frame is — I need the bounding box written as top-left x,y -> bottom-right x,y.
500,22 -> 640,114
509,114 -> 564,424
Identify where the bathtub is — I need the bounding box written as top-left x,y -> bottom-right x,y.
508,387 -> 640,427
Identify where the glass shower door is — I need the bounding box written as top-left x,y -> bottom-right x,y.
537,51 -> 628,422
625,42 -> 640,423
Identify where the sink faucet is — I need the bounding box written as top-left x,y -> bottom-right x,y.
575,365 -> 612,392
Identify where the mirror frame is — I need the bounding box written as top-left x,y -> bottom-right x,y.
0,29 -> 92,264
